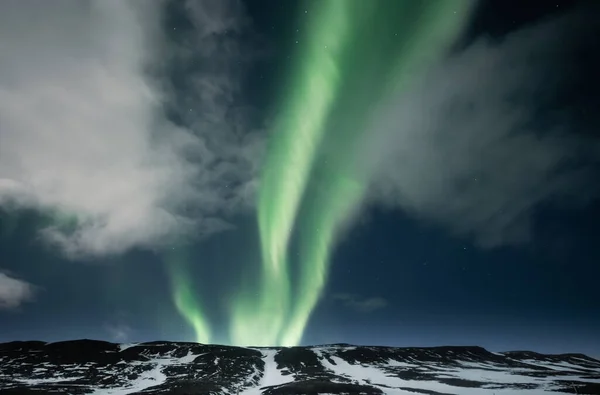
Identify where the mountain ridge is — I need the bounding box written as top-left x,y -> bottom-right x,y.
6,340 -> 597,359
1,340 -> 599,394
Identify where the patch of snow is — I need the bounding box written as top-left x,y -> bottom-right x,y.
555,375 -> 600,383
445,366 -> 548,385
117,343 -> 139,352
517,359 -> 594,373
239,349 -> 293,395
178,350 -> 202,364
315,350 -> 576,395
549,361 -> 595,371
87,352 -> 201,395
572,356 -> 600,364
387,358 -> 418,368
16,376 -> 83,385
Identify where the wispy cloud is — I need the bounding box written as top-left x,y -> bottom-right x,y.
0,0 -> 261,259
0,271 -> 35,310
333,293 -> 389,313
363,6 -> 600,248
104,322 -> 133,343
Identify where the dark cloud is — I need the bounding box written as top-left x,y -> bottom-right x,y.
333,293 -> 389,313
364,6 -> 600,248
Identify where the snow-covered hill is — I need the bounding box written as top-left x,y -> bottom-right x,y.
0,340 -> 599,394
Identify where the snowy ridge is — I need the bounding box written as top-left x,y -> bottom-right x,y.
0,340 -> 599,394
239,348 -> 294,395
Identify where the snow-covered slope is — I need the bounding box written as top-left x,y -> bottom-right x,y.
0,340 -> 599,394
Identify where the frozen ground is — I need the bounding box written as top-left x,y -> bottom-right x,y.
1,340 -> 599,394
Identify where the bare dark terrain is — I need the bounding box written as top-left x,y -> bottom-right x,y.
1,340 -> 599,394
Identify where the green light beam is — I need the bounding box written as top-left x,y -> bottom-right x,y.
165,246 -> 211,344
280,0 -> 476,347
230,0 -> 354,346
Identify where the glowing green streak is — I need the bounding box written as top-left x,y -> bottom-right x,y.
258,0 -> 350,276
388,1 -> 476,92
231,0 -> 353,346
280,1 -> 475,347
281,175 -> 364,346
165,247 -> 211,343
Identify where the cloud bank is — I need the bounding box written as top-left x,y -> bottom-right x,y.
333,293 -> 389,313
364,7 -> 600,248
0,271 -> 35,310
0,0 -> 260,258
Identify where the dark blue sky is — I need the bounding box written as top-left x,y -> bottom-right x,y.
1,0 -> 599,358
3,201 -> 599,355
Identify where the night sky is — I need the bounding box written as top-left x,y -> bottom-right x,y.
1,0 -> 599,357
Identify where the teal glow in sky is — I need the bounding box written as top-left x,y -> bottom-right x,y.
229,0 -> 475,347
2,0 -> 600,357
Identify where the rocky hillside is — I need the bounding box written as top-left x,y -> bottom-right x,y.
1,340 -> 599,394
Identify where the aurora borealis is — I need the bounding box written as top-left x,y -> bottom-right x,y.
158,0 -> 476,347
229,0 -> 473,347
168,0 -> 476,347
166,246 -> 211,344
230,1 -> 350,347
2,0 -> 600,357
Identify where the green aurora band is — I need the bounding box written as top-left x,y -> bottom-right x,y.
169,0 -> 475,346
230,0 -> 353,346
0,2 -> 476,348
279,0 -> 476,347
246,0 -> 474,347
166,246 -> 211,344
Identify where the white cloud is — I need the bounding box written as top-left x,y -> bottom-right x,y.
0,0 -> 260,258
0,271 -> 35,309
363,7 -> 600,248
104,322 -> 133,343
333,293 -> 389,313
